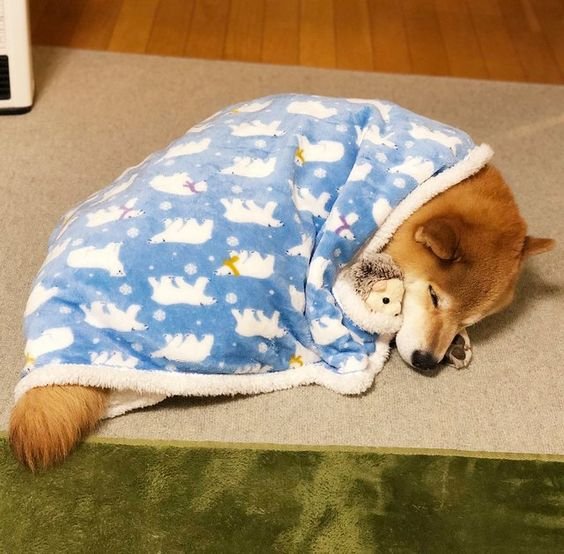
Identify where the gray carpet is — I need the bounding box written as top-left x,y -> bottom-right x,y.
1,47 -> 562,454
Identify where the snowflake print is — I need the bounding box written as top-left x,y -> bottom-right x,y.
160,201 -> 172,211
393,177 -> 406,188
164,160 -> 175,167
59,306 -> 72,315
255,139 -> 267,148
184,263 -> 198,275
131,343 -> 143,352
153,309 -> 166,322
227,236 -> 239,247
119,283 -> 132,295
376,153 -> 388,163
208,255 -> 215,262
127,227 -> 139,238
71,238 -> 84,247
258,342 -> 268,353
269,290 -> 275,295
226,293 -> 238,304
336,124 -> 348,132
405,140 -> 415,148
314,168 -> 327,178
231,185 -> 243,194
334,248 -> 342,257
165,363 -> 176,371
92,338 -> 100,345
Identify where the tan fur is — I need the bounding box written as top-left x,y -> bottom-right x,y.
9,385 -> 109,471
384,165 -> 554,365
9,166 -> 554,469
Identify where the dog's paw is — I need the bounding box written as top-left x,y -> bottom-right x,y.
443,329 -> 472,369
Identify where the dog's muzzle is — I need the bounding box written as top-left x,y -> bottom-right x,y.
411,350 -> 439,372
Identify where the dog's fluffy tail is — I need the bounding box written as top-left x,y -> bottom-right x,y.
9,385 -> 109,471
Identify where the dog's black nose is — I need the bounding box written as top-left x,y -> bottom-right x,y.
411,350 -> 438,371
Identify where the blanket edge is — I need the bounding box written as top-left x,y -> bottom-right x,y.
15,337 -> 392,418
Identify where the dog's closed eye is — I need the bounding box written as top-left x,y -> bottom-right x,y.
429,285 -> 440,308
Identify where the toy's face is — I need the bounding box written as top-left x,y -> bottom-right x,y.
366,278 -> 404,316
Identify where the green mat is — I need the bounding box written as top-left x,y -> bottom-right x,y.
1,437 -> 562,553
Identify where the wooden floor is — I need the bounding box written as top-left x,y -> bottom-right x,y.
30,0 -> 564,84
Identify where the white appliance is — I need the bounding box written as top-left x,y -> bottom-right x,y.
0,0 -> 34,114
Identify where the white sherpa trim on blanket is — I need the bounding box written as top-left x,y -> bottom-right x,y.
333,277 -> 403,335
361,143 -> 494,255
15,336 -> 392,418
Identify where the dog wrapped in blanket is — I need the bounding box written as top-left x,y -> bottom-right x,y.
17,94 -> 496,419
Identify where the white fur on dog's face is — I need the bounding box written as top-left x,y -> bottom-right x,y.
395,277 -> 459,367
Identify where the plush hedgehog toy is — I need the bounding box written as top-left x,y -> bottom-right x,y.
339,252 -> 472,370
346,253 -> 404,318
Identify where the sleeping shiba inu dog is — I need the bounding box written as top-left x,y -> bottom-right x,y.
9,95 -> 554,470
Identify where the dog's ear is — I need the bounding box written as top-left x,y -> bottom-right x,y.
522,236 -> 555,258
415,217 -> 462,261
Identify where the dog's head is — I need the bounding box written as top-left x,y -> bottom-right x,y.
384,166 -> 555,373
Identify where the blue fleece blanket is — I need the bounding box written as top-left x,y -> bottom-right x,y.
18,94 -> 492,416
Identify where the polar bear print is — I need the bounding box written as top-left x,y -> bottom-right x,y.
91,351 -> 139,368
288,284 -> 305,313
326,209 -> 359,240
230,120 -> 284,137
163,138 -> 211,159
287,100 -> 337,119
234,363 -> 272,374
308,257 -> 330,289
149,276 -> 216,306
290,184 -> 331,218
148,218 -> 214,244
187,122 -> 212,134
310,316 -> 349,345
232,100 -> 272,113
42,238 -> 72,268
289,341 -> 320,368
54,215 -> 79,241
95,172 -> 138,205
150,173 -> 208,196
232,309 -> 286,339
86,198 -> 144,228
80,301 -> 147,332
24,327 -> 74,366
389,156 -> 435,182
221,198 -> 282,227
349,162 -> 373,182
409,123 -> 462,153
216,250 -> 275,279
67,242 -> 125,277
295,136 -> 344,166
339,356 -> 367,373
286,234 -> 313,258
355,125 -> 396,149
25,283 -> 60,316
372,197 -> 392,226
151,334 -> 214,363
220,156 -> 276,178
347,98 -> 393,122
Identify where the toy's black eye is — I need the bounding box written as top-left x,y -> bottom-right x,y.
429,285 -> 439,308
382,297 -> 390,304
